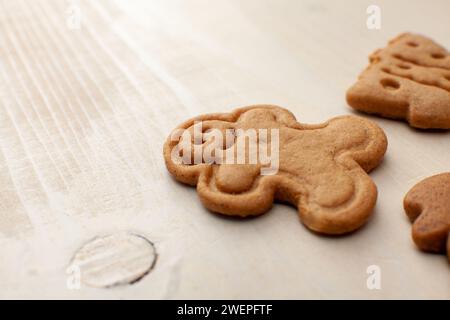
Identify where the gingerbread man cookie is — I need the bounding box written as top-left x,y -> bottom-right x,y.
347,33 -> 450,129
404,173 -> 450,261
164,105 -> 387,235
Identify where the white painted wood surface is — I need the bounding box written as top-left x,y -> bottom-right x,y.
0,0 -> 449,299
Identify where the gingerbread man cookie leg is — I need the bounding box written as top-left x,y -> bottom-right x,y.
347,33 -> 450,129
404,173 -> 450,258
296,116 -> 387,234
164,105 -> 387,235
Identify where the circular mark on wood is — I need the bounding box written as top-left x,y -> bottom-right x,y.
69,233 -> 157,288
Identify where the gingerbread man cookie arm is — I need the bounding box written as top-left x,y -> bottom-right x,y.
322,116 -> 388,172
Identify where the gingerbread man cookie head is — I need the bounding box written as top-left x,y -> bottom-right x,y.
164,105 -> 387,235
347,33 -> 450,129
404,173 -> 450,259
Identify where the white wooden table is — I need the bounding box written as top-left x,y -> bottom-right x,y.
0,0 -> 449,299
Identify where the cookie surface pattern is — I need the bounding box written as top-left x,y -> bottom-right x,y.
404,173 -> 450,260
163,105 -> 387,235
347,33 -> 450,129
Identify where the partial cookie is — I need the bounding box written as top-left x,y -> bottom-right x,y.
163,105 -> 387,235
347,33 -> 450,129
404,173 -> 450,260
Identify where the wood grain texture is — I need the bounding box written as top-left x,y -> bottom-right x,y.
0,0 -> 449,299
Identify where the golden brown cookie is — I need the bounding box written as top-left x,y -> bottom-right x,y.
404,173 -> 450,260
163,105 -> 387,235
347,33 -> 450,129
